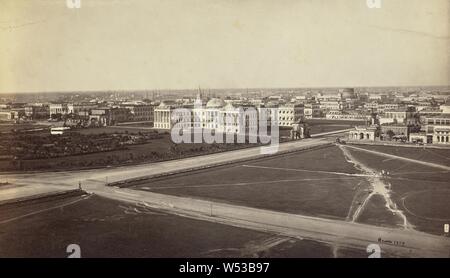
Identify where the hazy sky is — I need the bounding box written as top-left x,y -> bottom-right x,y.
0,0 -> 448,93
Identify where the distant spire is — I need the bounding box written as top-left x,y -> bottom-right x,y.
198,85 -> 202,99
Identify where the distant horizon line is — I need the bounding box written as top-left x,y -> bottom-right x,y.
1,85 -> 450,95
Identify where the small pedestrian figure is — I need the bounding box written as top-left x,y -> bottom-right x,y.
78,181 -> 82,190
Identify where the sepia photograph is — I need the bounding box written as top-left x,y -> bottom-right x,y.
0,0 -> 449,274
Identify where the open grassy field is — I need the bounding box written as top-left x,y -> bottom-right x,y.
342,145 -> 450,235
277,123 -> 353,138
354,144 -> 450,166
357,194 -> 405,228
132,145 -> 367,220
0,193 -> 372,258
128,142 -> 450,238
306,119 -> 362,134
308,124 -> 353,135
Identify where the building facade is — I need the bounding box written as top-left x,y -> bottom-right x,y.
0,111 -> 16,121
67,103 -> 98,117
304,103 -> 321,119
422,114 -> 450,145
319,100 -> 343,111
380,124 -> 410,141
120,102 -> 154,122
154,101 -> 178,129
348,126 -> 379,141
423,115 -> 450,144
90,107 -> 130,126
277,104 -> 304,127
325,111 -> 368,121
379,108 -> 416,125
24,104 -> 49,119
49,103 -> 68,117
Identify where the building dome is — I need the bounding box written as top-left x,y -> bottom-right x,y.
206,98 -> 225,108
340,88 -> 355,99
223,102 -> 235,110
158,100 -> 176,108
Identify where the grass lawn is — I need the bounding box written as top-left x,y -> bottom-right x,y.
357,194 -> 405,228
133,146 -> 364,220
343,147 -> 450,235
0,194 -> 356,258
354,144 -> 450,167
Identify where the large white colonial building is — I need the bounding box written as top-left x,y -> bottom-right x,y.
49,103 -> 68,117
153,101 -> 179,129
153,97 -> 305,133
154,98 -> 260,134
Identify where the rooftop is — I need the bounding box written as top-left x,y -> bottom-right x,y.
206,98 -> 226,108
425,113 -> 450,119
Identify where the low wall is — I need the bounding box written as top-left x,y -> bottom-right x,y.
0,189 -> 86,208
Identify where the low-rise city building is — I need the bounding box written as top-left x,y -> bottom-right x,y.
90,107 -> 130,126
24,104 -> 50,119
0,111 -> 17,121
119,102 -> 154,122
319,100 -> 343,111
440,104 -> 450,114
380,123 -> 411,141
49,103 -> 68,117
325,111 -> 368,121
67,103 -> 98,117
409,132 -> 428,144
348,126 -> 379,141
423,114 -> 450,144
379,108 -> 416,125
304,103 -> 321,119
433,126 -> 450,144
276,104 -> 304,127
